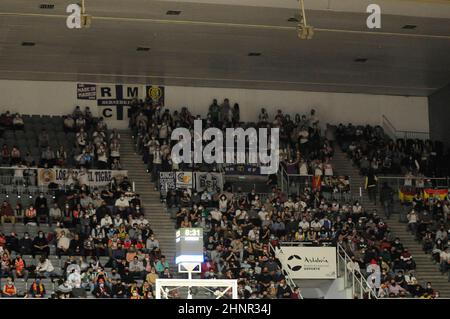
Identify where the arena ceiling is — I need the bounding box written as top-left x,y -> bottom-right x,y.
0,0 -> 449,96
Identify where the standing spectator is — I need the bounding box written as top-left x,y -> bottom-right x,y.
35,193 -> 49,225
365,170 -> 378,204
380,182 -> 394,219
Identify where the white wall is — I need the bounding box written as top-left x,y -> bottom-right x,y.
0,79 -> 429,132
165,86 -> 429,132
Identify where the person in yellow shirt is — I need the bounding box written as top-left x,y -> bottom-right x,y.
146,267 -> 159,286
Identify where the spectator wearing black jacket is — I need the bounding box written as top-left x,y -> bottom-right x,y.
5,232 -> 19,253
380,182 -> 394,219
35,193 -> 49,225
32,231 -> 50,258
18,232 -> 33,255
69,234 -> 84,256
276,279 -> 292,298
92,280 -> 111,298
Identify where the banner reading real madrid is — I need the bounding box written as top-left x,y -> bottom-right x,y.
76,83 -> 165,121
38,168 -> 128,187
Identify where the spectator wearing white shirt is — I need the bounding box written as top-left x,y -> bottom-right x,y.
36,256 -> 55,278
439,247 -> 450,274
210,208 -> 222,225
67,268 -> 82,289
200,191 -> 212,203
100,214 -> 113,228
115,194 -> 129,217
135,214 -> 149,227
56,231 -> 71,258
112,214 -> 124,228
299,217 -> 310,231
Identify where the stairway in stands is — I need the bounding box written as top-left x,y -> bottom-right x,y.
120,131 -> 177,272
332,147 -> 450,297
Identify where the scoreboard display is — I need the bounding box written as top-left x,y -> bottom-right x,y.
175,228 -> 204,264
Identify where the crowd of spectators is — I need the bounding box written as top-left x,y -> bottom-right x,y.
0,108 -> 123,171
0,173 -> 172,298
336,123 -> 448,177
405,193 -> 450,283
129,100 -> 442,298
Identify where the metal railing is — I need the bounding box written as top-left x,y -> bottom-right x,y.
336,243 -> 378,299
382,115 -> 430,140
273,241 -> 376,299
377,175 -> 449,192
0,167 -> 38,186
268,242 -> 303,299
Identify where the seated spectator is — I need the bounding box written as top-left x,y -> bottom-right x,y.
12,113 -> 24,130
28,279 -> 46,298
10,146 -> 21,165
0,201 -> 15,225
56,231 -> 71,258
40,146 -> 55,167
49,203 -> 62,226
24,204 -> 37,225
63,115 -> 75,132
155,256 -> 169,275
1,144 -> 10,165
32,231 -> 50,258
129,256 -> 145,279
12,255 -> 28,281
18,232 -> 33,255
2,277 -> 17,297
35,256 -> 55,278
115,194 -> 130,219
93,279 -> 111,298
38,129 -> 49,149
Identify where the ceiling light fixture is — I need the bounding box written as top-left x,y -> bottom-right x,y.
166,10 -> 181,15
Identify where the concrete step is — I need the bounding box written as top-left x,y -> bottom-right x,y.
120,131 -> 177,271
332,146 -> 448,295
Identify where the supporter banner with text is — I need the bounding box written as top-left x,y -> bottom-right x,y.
277,246 -> 337,279
159,172 -> 176,196
195,172 -> 224,192
77,83 -> 97,100
223,164 -> 261,175
38,168 -> 128,187
76,83 -> 165,121
159,171 -> 224,192
175,171 -> 193,189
